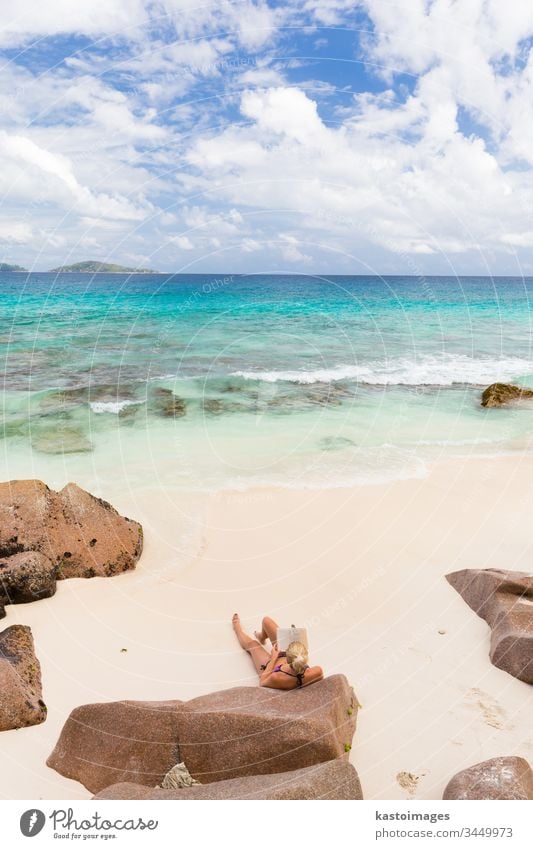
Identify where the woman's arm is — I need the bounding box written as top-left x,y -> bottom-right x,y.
259,643 -> 280,686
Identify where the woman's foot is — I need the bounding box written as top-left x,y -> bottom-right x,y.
232,614 -> 258,652
254,629 -> 266,644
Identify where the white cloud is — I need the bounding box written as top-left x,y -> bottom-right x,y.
280,234 -> 312,263
303,0 -> 361,26
2,0 -> 533,271
0,221 -> 32,243
0,131 -> 145,220
0,0 -> 147,46
241,238 -> 261,252
173,235 -> 194,250
183,79 -> 533,266
241,86 -> 328,143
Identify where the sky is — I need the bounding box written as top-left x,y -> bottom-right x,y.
1,0 -> 533,275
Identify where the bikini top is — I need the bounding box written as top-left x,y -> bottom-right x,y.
273,663 -> 310,687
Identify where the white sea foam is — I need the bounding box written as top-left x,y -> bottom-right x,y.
89,400 -> 145,414
232,355 -> 533,386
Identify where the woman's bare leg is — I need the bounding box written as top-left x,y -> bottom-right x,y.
232,614 -> 269,675
255,616 -> 279,645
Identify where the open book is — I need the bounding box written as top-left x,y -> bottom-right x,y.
277,625 -> 308,652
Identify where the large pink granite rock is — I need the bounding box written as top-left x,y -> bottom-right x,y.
0,624 -> 47,731
0,479 -> 143,582
94,760 -> 363,800
176,674 -> 357,783
48,676 -> 358,793
46,700 -> 182,793
446,568 -> 533,684
443,756 -> 533,800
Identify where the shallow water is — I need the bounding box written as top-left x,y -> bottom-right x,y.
1,272 -> 533,489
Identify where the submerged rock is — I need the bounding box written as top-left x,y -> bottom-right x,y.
319,436 -> 355,451
94,761 -> 363,800
0,624 -> 47,732
0,551 -> 57,617
0,479 -> 143,581
446,568 -> 533,684
150,388 -> 186,418
443,757 -> 533,800
48,676 -> 359,794
304,382 -> 353,407
202,397 -> 248,415
40,384 -> 139,407
481,382 -> 533,407
31,427 -> 93,454
202,398 -> 225,415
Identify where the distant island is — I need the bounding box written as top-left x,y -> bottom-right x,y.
49,261 -> 157,273
0,262 -> 28,272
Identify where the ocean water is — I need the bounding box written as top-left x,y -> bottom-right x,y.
1,272 -> 533,490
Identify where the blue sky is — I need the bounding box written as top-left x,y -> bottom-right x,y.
1,0 -> 533,274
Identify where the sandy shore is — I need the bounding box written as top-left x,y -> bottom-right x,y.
1,454 -> 532,800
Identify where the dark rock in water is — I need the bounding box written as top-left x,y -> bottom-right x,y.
202,398 -> 226,415
0,479 -> 143,581
34,409 -> 74,423
88,383 -> 139,402
48,676 -> 359,795
176,674 -> 358,783
38,384 -> 139,413
202,398 -> 246,415
94,761 -> 363,800
305,382 -> 353,407
319,436 -> 355,451
266,391 -> 300,412
31,427 -> 93,454
37,390 -> 83,411
446,568 -> 533,683
118,403 -> 141,423
265,382 -> 354,413
0,624 -> 47,731
481,383 -> 533,407
150,388 -> 186,418
0,418 -> 29,439
443,757 -> 533,800
47,700 -> 182,792
0,551 -> 57,616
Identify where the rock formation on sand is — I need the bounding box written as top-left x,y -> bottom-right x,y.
0,480 -> 143,617
47,700 -> 182,792
0,625 -> 47,731
94,760 -> 363,800
446,568 -> 533,684
0,552 -> 57,618
175,674 -> 357,783
47,675 -> 360,799
443,756 -> 533,800
481,382 -> 533,407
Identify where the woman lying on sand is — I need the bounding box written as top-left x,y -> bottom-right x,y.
232,614 -> 324,689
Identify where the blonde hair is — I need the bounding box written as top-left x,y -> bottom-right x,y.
286,641 -> 308,675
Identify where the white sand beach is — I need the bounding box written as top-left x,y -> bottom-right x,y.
1,454 -> 532,800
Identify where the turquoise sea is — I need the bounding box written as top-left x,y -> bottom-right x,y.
1,272 -> 533,489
